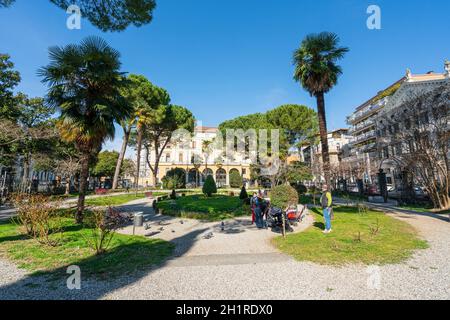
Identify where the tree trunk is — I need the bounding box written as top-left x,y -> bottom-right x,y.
65,177 -> 71,195
153,170 -> 158,188
316,92 -> 330,186
76,151 -> 90,224
112,127 -> 130,190
135,127 -> 143,195
22,154 -> 30,185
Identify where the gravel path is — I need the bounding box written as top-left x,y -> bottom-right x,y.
0,199 -> 449,300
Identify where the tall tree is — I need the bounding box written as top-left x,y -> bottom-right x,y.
144,104 -> 195,186
0,53 -> 21,120
219,105 -> 317,186
202,140 -> 213,172
39,36 -> 131,223
265,104 -> 317,148
1,0 -> 157,32
93,151 -> 120,178
15,94 -> 56,184
111,74 -> 152,191
293,32 -> 348,185
128,77 -> 168,193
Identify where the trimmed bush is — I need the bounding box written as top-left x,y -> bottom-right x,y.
170,189 -> 177,200
239,186 -> 248,200
229,170 -> 243,188
271,185 -> 299,209
292,183 -> 307,196
162,168 -> 186,189
202,175 -> 217,197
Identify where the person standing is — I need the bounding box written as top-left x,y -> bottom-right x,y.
250,192 -> 257,224
320,185 -> 333,233
254,191 -> 264,229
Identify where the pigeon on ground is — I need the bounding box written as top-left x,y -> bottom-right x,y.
180,220 -> 184,224
144,223 -> 151,230
158,227 -> 164,231
203,232 -> 214,239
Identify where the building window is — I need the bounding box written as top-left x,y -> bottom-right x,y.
383,146 -> 389,159
420,112 -> 429,124
192,141 -> 196,149
404,118 -> 411,130
179,153 -> 183,163
242,169 -> 246,175
165,153 -> 171,162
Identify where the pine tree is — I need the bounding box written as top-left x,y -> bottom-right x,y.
239,185 -> 248,200
202,175 -> 217,197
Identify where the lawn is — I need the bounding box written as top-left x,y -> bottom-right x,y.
84,193 -> 147,206
273,206 -> 428,265
157,194 -> 250,221
83,191 -> 172,207
398,204 -> 450,215
0,217 -> 174,279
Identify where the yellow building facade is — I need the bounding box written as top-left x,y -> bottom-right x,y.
137,126 -> 252,188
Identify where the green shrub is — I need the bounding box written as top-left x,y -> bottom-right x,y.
239,185 -> 248,200
202,175 -> 217,197
292,183 -> 307,195
229,170 -> 243,188
271,185 -> 299,209
162,168 -> 186,189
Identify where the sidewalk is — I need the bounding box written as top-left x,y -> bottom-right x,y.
0,190 -> 162,221
333,197 -> 450,222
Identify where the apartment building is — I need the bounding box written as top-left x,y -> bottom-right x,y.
375,61 -> 450,188
300,129 -> 352,183
344,78 -> 406,185
138,126 -> 252,187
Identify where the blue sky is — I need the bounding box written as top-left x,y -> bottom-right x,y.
1,0 -> 449,156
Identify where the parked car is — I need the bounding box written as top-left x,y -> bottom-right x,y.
368,185 -> 378,195
388,186 -> 428,199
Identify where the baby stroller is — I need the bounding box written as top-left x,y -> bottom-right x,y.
266,206 -> 294,234
286,205 -> 306,226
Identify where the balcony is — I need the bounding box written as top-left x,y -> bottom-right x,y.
347,97 -> 389,124
348,119 -> 375,135
351,130 -> 377,146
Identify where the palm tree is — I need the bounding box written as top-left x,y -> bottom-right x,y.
293,32 -> 348,185
39,36 -> 131,223
202,140 -> 213,171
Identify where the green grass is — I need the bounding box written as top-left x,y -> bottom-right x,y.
0,217 -> 174,279
273,206 -> 428,265
84,193 -> 146,206
157,194 -> 250,221
398,204 -> 450,215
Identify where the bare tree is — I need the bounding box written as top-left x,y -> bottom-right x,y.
55,155 -> 81,195
376,85 -> 449,210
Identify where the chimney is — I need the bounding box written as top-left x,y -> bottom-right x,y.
445,60 -> 450,78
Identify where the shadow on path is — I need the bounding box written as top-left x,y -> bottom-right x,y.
0,196 -> 208,300
0,227 -> 208,300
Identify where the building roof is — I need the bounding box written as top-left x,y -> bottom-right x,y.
194,126 -> 218,133
407,72 -> 447,82
355,77 -> 405,112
